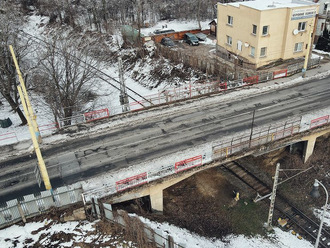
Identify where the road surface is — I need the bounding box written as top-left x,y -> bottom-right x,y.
0,76 -> 329,201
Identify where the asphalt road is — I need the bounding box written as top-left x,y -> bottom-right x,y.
0,76 -> 329,202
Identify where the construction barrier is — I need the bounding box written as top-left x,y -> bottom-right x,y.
243,75 -> 259,86
116,172 -> 148,192
38,122 -> 59,133
175,155 -> 203,173
0,132 -> 18,142
273,69 -> 288,79
310,115 -> 329,129
84,108 -> 110,123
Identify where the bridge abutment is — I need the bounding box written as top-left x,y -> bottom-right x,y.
302,130 -> 330,163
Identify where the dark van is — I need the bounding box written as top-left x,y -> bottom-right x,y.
183,33 -> 199,46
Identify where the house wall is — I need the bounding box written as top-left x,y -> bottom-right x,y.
217,2 -> 319,68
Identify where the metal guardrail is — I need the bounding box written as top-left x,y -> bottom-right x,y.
0,183 -> 82,229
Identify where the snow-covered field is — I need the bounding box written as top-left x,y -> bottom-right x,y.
2,14 -> 330,248
0,215 -> 317,248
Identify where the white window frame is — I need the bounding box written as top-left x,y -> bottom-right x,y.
260,47 -> 267,57
252,24 -> 257,35
298,22 -> 306,31
250,46 -> 255,57
262,25 -> 269,36
294,42 -> 303,52
237,40 -> 242,51
227,15 -> 233,26
226,35 -> 232,45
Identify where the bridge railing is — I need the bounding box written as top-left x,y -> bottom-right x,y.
213,118 -> 301,159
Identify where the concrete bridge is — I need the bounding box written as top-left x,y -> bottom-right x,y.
104,125 -> 330,212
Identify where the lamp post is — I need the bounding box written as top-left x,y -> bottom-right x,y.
310,179 -> 329,248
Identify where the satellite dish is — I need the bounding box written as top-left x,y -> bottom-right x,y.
293,29 -> 299,35
244,42 -> 249,48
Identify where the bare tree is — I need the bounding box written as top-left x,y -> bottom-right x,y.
0,1 -> 28,125
33,35 -> 102,125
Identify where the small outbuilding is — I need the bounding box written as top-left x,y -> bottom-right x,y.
209,19 -> 217,36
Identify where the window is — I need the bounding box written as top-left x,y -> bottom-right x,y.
262,26 -> 269,36
250,46 -> 255,57
237,40 -> 242,51
260,47 -> 267,57
298,22 -> 306,31
252,24 -> 257,35
324,3 -> 328,14
226,35 -> 232,45
227,16 -> 233,25
294,42 -> 303,52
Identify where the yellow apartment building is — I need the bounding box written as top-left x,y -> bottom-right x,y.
216,0 -> 319,69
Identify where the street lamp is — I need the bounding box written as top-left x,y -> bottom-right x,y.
310,179 -> 329,248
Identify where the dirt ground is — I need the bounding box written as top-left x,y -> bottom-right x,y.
117,134 -> 330,239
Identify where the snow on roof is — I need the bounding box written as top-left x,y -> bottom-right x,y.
226,0 -> 317,11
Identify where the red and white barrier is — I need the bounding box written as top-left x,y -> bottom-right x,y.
39,122 -> 59,133
116,172 -> 148,192
273,69 -> 288,79
175,155 -> 203,173
310,115 -> 329,129
243,75 -> 259,86
0,132 -> 18,142
84,108 -> 110,123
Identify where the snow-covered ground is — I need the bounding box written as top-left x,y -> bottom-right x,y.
1,14 -> 330,248
0,219 -> 137,248
0,215 -> 316,248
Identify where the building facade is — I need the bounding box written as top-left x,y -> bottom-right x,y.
216,0 -> 319,69
311,0 -> 329,43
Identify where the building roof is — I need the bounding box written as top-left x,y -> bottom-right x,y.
226,0 -> 317,11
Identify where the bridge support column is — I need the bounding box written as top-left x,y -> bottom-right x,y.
150,188 -> 163,213
303,136 -> 316,163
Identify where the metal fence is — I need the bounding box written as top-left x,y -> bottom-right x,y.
213,118 -> 301,158
92,200 -> 185,248
0,184 -> 82,229
52,58 -> 320,129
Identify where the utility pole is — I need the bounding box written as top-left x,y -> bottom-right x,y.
266,163 -> 281,231
10,45 -> 52,191
302,20 -> 315,78
9,45 -> 42,143
17,86 -> 52,190
249,109 -> 256,148
118,57 -> 130,112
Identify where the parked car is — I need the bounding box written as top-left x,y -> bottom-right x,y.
160,37 -> 175,47
195,32 -> 207,41
154,29 -> 175,35
183,33 -> 199,46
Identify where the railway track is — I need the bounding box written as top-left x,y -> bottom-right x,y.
222,161 -> 330,247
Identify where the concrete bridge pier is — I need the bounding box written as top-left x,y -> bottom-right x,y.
302,130 -> 330,163
109,171 -> 197,214
303,136 -> 316,163
149,187 -> 164,213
